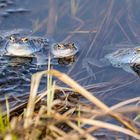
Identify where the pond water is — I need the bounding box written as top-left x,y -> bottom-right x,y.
0,0 -> 140,110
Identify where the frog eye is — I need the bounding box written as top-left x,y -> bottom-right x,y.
9,36 -> 16,42
72,43 -> 75,46
69,43 -> 75,48
136,48 -> 140,52
21,38 -> 29,42
57,44 -> 64,49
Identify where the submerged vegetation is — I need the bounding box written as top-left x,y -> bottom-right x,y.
0,68 -> 139,139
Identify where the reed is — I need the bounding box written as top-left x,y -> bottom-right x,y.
0,68 -> 139,139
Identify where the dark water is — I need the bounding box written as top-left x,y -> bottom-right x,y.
0,0 -> 140,110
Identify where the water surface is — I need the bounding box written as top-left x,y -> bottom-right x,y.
0,0 -> 140,109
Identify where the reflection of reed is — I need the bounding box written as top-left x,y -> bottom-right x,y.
47,0 -> 57,36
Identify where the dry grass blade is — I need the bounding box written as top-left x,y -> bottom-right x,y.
48,125 -> 67,137
34,106 -> 46,127
48,69 -> 139,133
48,69 -> 109,111
110,97 -> 140,111
24,73 -> 42,128
5,96 -> 10,126
76,118 -> 140,139
46,111 -> 140,139
23,68 -> 139,135
114,106 -> 140,113
47,56 -> 55,116
67,121 -> 97,140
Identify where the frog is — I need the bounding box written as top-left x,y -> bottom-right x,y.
104,46 -> 140,75
0,30 -> 79,65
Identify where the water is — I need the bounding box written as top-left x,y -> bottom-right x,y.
0,0 -> 140,110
